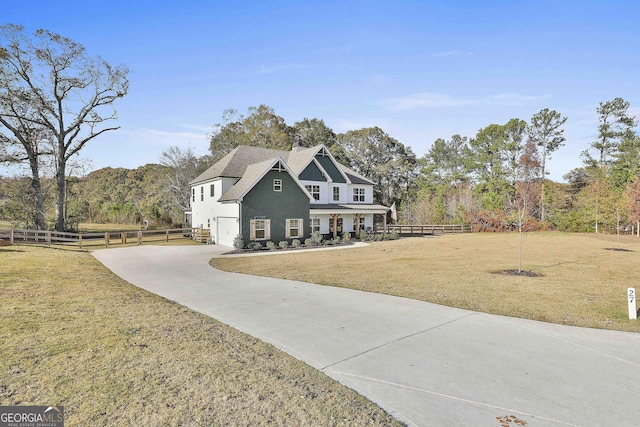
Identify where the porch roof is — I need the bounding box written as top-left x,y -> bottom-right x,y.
309,203 -> 390,215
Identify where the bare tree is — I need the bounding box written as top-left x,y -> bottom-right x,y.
0,25 -> 128,231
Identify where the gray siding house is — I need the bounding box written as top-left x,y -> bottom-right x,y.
189,144 -> 389,247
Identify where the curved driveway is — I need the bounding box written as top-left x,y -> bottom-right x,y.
92,245 -> 640,426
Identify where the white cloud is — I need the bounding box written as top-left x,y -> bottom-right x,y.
385,92 -> 552,111
255,63 -> 308,74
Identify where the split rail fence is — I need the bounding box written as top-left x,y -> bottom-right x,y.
0,227 -> 196,249
386,224 -> 471,236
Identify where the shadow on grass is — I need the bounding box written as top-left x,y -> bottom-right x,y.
490,269 -> 544,277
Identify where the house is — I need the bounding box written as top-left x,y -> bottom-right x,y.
188,144 -> 390,247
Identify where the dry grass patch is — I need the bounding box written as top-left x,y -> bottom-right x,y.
212,232 -> 640,333
0,246 -> 400,426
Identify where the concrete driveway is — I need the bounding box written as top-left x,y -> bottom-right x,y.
92,245 -> 640,426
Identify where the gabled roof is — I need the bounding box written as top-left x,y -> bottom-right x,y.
217,157 -> 314,203
190,146 -> 289,185
190,144 -> 358,185
339,164 -> 374,185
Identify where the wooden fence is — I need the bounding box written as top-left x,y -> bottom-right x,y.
0,227 -> 196,249
386,224 -> 471,236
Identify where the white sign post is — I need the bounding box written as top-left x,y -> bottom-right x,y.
629,288 -> 637,320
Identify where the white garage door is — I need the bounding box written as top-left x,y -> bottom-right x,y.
216,217 -> 238,247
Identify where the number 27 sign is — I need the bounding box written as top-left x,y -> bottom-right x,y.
629,288 -> 637,320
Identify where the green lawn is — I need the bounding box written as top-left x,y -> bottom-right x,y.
0,246 -> 400,426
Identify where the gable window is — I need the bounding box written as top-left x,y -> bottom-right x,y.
305,185 -> 320,201
273,179 -> 282,192
210,184 -> 215,197
200,186 -> 204,201
333,186 -> 340,202
286,219 -> 303,238
250,218 -> 270,240
353,188 -> 365,202
310,218 -> 320,233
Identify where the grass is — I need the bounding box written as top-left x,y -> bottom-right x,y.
0,246 -> 400,426
211,232 -> 640,333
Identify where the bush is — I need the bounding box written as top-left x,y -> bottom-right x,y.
388,230 -> 400,240
233,234 -> 245,250
304,238 -> 313,246
332,237 -> 342,245
266,241 -> 276,250
310,231 -> 323,246
359,230 -> 368,241
247,242 -> 262,251
342,231 -> 350,241
278,240 -> 289,249
291,239 -> 301,248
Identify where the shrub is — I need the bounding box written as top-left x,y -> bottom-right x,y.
342,231 -> 350,241
278,240 -> 289,249
389,230 -> 400,240
291,239 -> 301,248
359,230 -> 367,241
247,242 -> 262,251
332,237 -> 342,245
233,234 -> 245,250
304,238 -> 313,246
266,241 -> 276,250
310,231 -> 323,246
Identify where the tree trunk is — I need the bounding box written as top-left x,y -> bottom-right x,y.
28,157 -> 45,230
540,149 -> 546,222
55,155 -> 66,232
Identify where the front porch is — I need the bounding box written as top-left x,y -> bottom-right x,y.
309,204 -> 390,239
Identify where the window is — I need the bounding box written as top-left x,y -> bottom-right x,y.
353,188 -> 365,202
286,219 -> 303,238
305,185 -> 320,201
273,179 -> 282,192
200,186 -> 204,201
192,188 -> 195,202
332,186 -> 340,202
310,218 -> 320,233
250,219 -> 270,240
353,216 -> 365,231
207,218 -> 210,228
210,184 -> 215,197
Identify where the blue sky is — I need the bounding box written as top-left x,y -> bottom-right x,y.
3,0 -> 640,181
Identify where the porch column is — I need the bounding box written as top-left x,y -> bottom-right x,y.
383,213 -> 387,233
354,213 -> 361,238
331,214 -> 339,238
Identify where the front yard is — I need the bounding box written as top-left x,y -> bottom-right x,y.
212,232 -> 640,333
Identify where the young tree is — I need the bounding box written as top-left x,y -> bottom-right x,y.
0,25 -> 129,231
528,108 -> 567,221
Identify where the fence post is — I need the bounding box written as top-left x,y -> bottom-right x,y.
10,229 -> 14,245
138,230 -> 142,245
79,234 -> 82,249
47,231 -> 51,246
105,232 -> 110,248
166,229 -> 169,242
